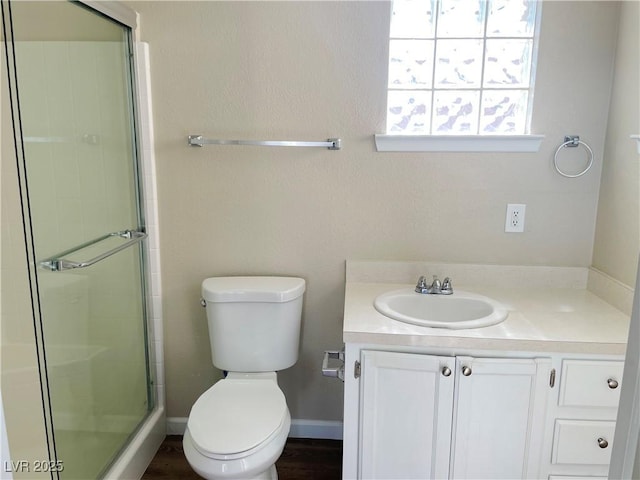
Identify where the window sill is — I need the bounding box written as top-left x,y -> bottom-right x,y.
374,134 -> 545,153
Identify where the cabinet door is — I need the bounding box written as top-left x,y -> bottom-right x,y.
450,357 -> 551,480
359,350 -> 455,479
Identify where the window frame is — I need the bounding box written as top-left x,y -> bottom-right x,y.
377,0 -> 545,153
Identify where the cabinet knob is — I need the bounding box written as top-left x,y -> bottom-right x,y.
442,366 -> 452,377
462,366 -> 472,376
607,378 -> 619,389
597,437 -> 609,449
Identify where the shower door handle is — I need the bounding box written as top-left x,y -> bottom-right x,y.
40,230 -> 147,271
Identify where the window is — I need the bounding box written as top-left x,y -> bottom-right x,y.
386,0 -> 540,136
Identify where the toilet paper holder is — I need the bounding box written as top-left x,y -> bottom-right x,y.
322,349 -> 345,381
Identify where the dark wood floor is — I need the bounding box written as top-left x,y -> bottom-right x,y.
142,436 -> 342,479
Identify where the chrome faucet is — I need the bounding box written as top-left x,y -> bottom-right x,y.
415,275 -> 453,295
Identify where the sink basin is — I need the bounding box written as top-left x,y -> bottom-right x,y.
374,289 -> 508,329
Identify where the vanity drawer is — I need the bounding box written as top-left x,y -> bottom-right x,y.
552,420 -> 615,466
559,360 -> 623,408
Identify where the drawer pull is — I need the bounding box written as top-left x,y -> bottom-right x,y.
597,437 -> 609,449
462,366 -> 472,376
607,378 -> 619,389
442,366 -> 452,377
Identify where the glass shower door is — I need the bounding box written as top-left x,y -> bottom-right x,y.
4,1 -> 152,478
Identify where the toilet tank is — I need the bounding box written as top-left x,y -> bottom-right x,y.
201,276 -> 305,372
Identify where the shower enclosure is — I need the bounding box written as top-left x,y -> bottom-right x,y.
1,1 -> 164,478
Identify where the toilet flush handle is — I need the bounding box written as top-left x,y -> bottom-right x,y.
200,298 -> 206,307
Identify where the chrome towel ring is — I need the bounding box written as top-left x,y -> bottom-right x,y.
553,135 -> 594,178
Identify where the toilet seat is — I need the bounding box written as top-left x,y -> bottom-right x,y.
187,378 -> 288,460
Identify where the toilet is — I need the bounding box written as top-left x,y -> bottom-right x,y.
183,276 -> 306,480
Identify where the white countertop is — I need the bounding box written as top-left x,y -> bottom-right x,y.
343,282 -> 630,354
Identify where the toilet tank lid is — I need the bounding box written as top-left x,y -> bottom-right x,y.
202,276 -> 305,303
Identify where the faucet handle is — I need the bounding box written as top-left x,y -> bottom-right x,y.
441,277 -> 453,294
415,275 -> 428,293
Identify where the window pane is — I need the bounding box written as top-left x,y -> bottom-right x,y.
434,39 -> 483,88
385,0 -> 538,136
390,0 -> 436,39
432,90 -> 479,134
437,0 -> 486,38
479,90 -> 528,133
388,40 -> 434,89
387,90 -> 432,133
487,0 -> 537,37
483,39 -> 532,88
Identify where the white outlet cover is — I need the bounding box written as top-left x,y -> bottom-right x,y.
505,204 -> 526,233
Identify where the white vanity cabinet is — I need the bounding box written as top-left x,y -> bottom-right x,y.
343,346 -> 625,480
351,348 -> 551,479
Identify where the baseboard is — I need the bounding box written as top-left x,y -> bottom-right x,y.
289,419 -> 343,440
166,417 -> 187,435
167,417 -> 343,440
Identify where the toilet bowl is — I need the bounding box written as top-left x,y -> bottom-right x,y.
183,277 -> 306,480
183,373 -> 290,480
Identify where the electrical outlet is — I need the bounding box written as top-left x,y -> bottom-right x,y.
505,204 -> 526,233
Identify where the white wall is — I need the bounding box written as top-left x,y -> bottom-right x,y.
592,0 -> 640,288
127,0 -> 621,421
